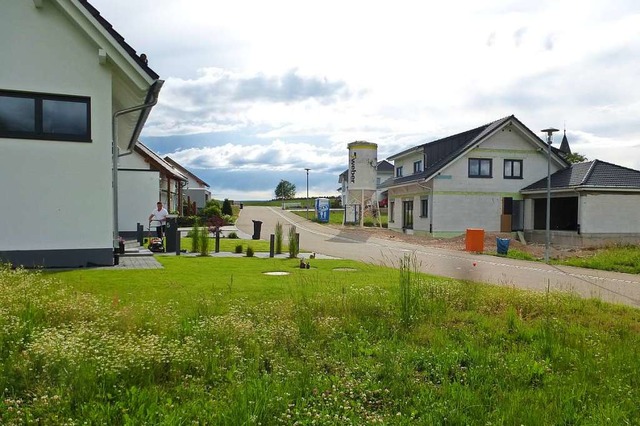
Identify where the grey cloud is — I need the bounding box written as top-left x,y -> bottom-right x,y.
234,70 -> 349,103
167,69 -> 349,106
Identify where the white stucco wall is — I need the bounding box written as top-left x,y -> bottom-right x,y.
118,170 -> 160,232
0,1 -> 114,252
580,193 -> 640,234
393,151 -> 424,178
119,150 -> 151,169
388,125 -> 566,234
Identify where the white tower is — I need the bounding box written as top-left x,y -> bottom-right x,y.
345,141 -> 380,226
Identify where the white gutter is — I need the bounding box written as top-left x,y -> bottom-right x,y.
111,80 -> 164,249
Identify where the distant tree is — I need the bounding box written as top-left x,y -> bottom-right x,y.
275,180 -> 296,200
222,198 -> 233,216
565,152 -> 588,164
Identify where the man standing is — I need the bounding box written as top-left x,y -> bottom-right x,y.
149,201 -> 169,238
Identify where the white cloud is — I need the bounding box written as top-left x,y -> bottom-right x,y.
87,0 -> 640,198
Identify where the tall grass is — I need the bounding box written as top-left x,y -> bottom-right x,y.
190,219 -> 200,253
199,226 -> 210,256
288,225 -> 299,258
274,221 -> 283,254
556,244 -> 640,274
1,260 -> 640,424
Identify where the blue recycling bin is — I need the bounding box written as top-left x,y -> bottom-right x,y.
496,237 -> 510,255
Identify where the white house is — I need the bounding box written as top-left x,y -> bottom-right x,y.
383,116 -> 569,236
383,115 -> 640,247
164,156 -> 211,214
0,0 -> 162,267
118,142 -> 187,237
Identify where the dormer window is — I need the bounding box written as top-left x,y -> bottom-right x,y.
396,166 -> 403,177
413,160 -> 423,174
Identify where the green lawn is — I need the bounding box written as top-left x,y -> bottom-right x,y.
554,245 -> 640,274
2,257 -> 639,424
292,209 -> 388,227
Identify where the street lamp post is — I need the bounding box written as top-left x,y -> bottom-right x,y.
541,128 -> 559,264
305,168 -> 311,219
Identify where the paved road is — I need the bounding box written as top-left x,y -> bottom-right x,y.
236,206 -> 640,309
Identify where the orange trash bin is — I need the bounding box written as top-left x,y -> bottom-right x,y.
465,228 -> 485,252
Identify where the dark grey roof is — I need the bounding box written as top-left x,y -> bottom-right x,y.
339,160 -> 394,182
377,160 -> 394,172
522,160 -> 640,192
385,115 -> 523,186
559,130 -> 572,154
79,0 -> 159,80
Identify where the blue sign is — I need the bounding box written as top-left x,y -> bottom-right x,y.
315,198 -> 330,223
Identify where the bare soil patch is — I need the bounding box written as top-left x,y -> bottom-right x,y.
326,225 -> 591,261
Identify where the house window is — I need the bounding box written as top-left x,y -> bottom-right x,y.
420,197 -> 428,217
468,158 -> 492,178
396,166 -> 403,177
376,177 -> 381,185
504,159 -> 523,179
0,90 -> 91,142
389,201 -> 395,222
413,160 -> 423,174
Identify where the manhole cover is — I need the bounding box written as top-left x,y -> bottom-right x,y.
332,268 -> 358,272
263,271 -> 290,276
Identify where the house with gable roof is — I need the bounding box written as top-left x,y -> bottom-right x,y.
164,156 -> 212,214
384,115 -> 569,236
118,142 -> 188,237
382,115 -> 640,247
0,0 -> 162,267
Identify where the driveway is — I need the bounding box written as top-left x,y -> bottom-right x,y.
236,206 -> 640,308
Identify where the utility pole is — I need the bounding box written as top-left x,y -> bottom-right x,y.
541,128 -> 559,264
305,168 -> 311,219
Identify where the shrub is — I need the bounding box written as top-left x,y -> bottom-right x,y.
246,246 -> 254,257
275,222 -> 283,254
222,198 -> 233,216
228,231 -> 238,239
191,219 -> 201,253
200,200 -> 222,219
235,244 -> 243,254
199,226 -> 210,256
288,225 -> 298,258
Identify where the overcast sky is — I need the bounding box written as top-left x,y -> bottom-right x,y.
93,0 -> 640,200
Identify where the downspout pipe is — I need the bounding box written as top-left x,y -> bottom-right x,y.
111,80 -> 164,249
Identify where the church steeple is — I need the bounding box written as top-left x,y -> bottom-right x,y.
559,128 -> 572,155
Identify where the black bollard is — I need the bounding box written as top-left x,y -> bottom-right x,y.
136,223 -> 144,245
215,229 -> 220,253
269,234 -> 275,258
175,226 -> 181,256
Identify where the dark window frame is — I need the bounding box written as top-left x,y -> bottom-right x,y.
503,159 -> 523,179
413,160 -> 422,174
468,158 -> 492,178
396,166 -> 403,178
0,89 -> 91,142
420,197 -> 428,218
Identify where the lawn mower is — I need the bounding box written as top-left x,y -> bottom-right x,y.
147,220 -> 165,253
